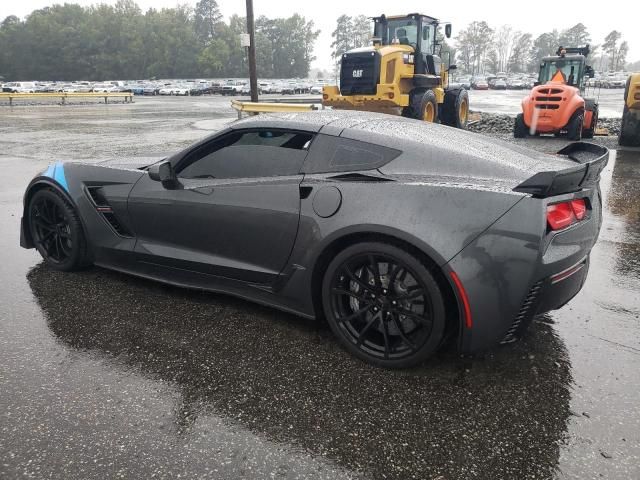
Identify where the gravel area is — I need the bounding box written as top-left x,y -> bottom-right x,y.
469,112 -> 622,136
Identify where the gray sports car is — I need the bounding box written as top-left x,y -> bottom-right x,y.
20,111 -> 608,367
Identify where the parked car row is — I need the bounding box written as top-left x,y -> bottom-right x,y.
586,72 -> 629,89
217,79 -> 328,96
448,70 -> 631,92
449,74 -> 536,91
1,78 -> 331,97
1,80 -> 130,94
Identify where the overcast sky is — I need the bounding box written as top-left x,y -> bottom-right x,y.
2,0 -> 637,72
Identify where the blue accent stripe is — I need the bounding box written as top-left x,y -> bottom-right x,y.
52,163 -> 69,192
43,162 -> 69,192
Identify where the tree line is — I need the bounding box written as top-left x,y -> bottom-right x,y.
0,0 -> 319,81
330,17 -> 632,76
455,22 -> 629,75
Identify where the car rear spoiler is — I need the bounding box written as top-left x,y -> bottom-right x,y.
513,142 -> 609,197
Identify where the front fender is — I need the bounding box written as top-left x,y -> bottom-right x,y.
21,163 -> 78,249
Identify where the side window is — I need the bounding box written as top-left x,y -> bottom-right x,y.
420,25 -> 434,54
302,134 -> 401,174
177,129 -> 313,179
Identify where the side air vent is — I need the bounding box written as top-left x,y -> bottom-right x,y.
501,281 -> 543,344
102,212 -> 132,237
85,186 -> 109,207
84,185 -> 133,238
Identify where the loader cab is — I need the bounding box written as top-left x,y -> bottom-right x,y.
538,56 -> 587,90
373,14 -> 444,76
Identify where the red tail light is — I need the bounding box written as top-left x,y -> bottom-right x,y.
570,198 -> 586,220
547,198 -> 587,230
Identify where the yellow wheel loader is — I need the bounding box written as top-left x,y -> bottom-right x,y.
619,73 -> 640,146
323,13 -> 468,129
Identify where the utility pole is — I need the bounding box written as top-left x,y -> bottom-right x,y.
246,0 -> 258,102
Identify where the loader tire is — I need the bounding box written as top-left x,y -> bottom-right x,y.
514,113 -> 528,138
566,110 -> 584,141
441,89 -> 469,129
403,89 -> 438,123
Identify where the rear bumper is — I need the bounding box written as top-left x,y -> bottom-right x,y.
525,112 -> 569,133
500,256 -> 589,343
537,256 -> 589,313
448,191 -> 601,353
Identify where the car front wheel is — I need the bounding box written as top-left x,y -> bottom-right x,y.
28,188 -> 90,271
322,242 -> 446,368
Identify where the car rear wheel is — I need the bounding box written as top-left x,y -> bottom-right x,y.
322,242 -> 446,368
28,188 -> 90,271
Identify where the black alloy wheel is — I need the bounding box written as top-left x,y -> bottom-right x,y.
323,242 -> 446,368
28,188 -> 89,271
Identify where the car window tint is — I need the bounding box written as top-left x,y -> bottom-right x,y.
234,131 -> 310,149
178,130 -> 313,179
302,134 -> 401,174
330,145 -> 384,168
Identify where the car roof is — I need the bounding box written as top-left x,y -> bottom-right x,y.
228,111 -> 575,182
229,110 -> 408,134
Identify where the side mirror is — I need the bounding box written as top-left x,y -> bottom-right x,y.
448,64 -> 457,71
445,24 -> 452,38
585,66 -> 595,78
148,161 -> 178,188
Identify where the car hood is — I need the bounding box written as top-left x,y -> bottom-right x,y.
340,118 -> 581,191
97,157 -> 164,170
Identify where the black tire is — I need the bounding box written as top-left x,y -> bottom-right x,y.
619,104 -> 640,146
623,76 -> 631,103
322,242 -> 447,368
28,188 -> 90,271
402,89 -> 438,123
566,110 -> 584,141
441,89 -> 469,129
582,106 -> 598,139
514,113 -> 528,138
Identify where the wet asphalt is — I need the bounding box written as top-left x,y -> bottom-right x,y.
0,97 -> 638,479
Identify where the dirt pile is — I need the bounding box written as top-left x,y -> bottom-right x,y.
468,112 -> 621,136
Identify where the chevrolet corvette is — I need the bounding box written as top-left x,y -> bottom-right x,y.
20,111 -> 608,367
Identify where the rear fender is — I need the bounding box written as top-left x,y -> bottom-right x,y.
563,94 -> 585,128
521,95 -> 533,126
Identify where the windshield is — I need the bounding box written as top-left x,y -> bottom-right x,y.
539,58 -> 584,87
379,18 -> 418,47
